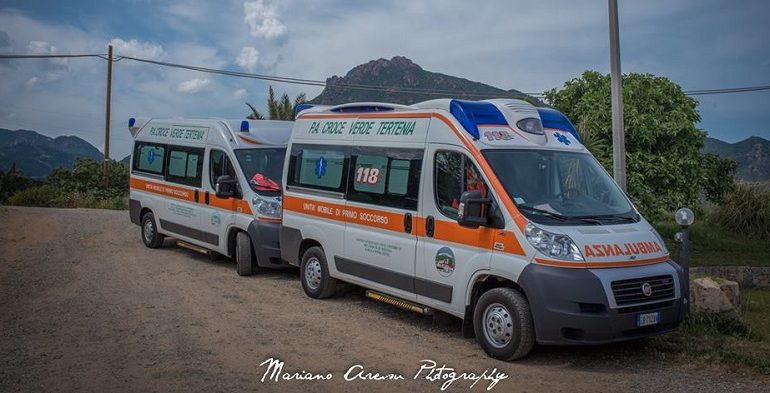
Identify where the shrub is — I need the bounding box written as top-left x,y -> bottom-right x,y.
712,182 -> 770,240
7,185 -> 61,207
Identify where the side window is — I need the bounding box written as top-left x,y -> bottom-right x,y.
287,144 -> 349,193
209,149 -> 236,186
133,142 -> 166,175
165,145 -> 203,187
434,151 -> 488,219
347,147 -> 422,210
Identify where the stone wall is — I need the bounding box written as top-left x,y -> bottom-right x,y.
690,266 -> 770,289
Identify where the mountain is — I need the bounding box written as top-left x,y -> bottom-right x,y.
0,129 -> 103,179
703,136 -> 770,182
309,56 -> 543,106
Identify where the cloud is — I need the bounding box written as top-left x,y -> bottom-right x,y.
177,78 -> 211,93
236,46 -> 259,71
243,0 -> 287,39
233,88 -> 247,99
25,76 -> 39,88
108,38 -> 165,60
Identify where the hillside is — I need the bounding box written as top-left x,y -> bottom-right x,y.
703,136 -> 770,181
0,129 -> 102,179
309,56 -> 543,106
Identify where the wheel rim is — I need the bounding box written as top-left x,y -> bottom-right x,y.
143,220 -> 154,243
482,302 -> 514,348
304,257 -> 322,290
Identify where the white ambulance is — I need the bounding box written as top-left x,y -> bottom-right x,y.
281,99 -> 685,360
127,117 -> 290,276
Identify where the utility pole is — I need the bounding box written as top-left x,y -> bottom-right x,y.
608,0 -> 626,190
103,45 -> 113,187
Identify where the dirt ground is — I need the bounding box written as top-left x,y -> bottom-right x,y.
1,206 -> 767,392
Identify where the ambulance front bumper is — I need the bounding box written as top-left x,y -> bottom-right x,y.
247,220 -> 288,268
518,260 -> 686,345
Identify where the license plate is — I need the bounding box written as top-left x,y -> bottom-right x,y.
636,312 -> 660,327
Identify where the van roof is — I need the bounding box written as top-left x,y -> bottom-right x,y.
128,117 -> 293,148
295,99 -> 585,152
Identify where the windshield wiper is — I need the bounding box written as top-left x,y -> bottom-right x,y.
517,205 -> 568,220
517,205 -> 603,225
570,214 -> 639,223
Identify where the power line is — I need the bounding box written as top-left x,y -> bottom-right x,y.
683,85 -> 770,95
2,52 -> 770,98
0,54 -> 107,60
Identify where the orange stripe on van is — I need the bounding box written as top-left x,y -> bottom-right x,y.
130,177 -> 195,202
283,194 -> 525,256
130,177 -> 254,216
535,255 -> 669,269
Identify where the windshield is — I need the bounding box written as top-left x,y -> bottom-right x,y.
482,149 -> 636,225
234,148 -> 286,196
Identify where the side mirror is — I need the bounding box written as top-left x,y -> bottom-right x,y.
215,175 -> 237,198
457,190 -> 489,229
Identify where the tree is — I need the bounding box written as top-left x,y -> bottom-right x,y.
544,71 -> 736,220
0,163 -> 38,202
47,157 -> 129,199
246,86 -> 307,120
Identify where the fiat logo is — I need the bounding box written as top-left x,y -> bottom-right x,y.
641,282 -> 653,297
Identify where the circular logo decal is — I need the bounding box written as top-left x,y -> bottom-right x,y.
641,282 -> 653,297
210,212 -> 221,227
435,247 -> 455,277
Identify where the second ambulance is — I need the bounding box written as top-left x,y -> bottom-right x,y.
281,99 -> 685,360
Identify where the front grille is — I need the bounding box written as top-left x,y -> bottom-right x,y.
611,275 -> 675,306
618,300 -> 674,315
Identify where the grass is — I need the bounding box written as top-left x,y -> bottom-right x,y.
645,287 -> 770,375
742,288 -> 770,340
654,209 -> 770,267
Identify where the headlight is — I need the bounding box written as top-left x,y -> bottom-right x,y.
252,195 -> 282,218
525,223 -> 584,261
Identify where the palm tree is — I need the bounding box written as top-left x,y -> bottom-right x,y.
246,86 -> 307,120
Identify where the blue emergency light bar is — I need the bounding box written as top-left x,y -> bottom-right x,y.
240,120 -> 250,132
537,108 -> 581,142
128,117 -> 136,127
449,99 -> 508,140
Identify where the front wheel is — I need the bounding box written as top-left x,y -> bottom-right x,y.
473,287 -> 535,361
300,246 -> 337,299
141,212 -> 164,248
235,231 -> 254,276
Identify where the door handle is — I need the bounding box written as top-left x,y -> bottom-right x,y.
194,189 -> 199,203
426,216 -> 435,238
403,213 -> 412,234
205,191 -> 210,205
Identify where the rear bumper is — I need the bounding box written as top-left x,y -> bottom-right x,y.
247,220 -> 289,268
519,260 -> 686,345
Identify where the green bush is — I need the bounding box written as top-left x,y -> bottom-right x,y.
7,185 -> 61,207
712,183 -> 770,240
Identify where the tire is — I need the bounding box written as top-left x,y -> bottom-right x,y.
141,212 -> 164,248
473,287 -> 535,361
300,246 -> 337,299
235,231 -> 254,276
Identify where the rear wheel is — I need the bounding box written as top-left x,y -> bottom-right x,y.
141,212 -> 164,248
235,231 -> 254,276
300,246 -> 337,299
473,287 -> 535,361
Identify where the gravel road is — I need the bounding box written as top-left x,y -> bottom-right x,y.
1,206 -> 767,392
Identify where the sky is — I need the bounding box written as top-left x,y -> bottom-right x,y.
0,0 -> 769,159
